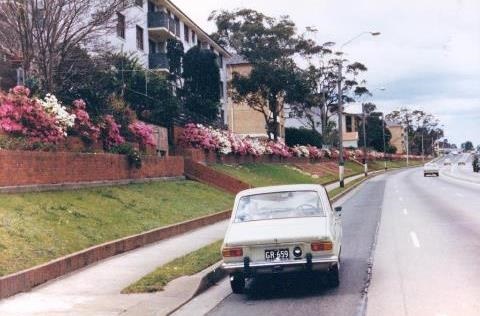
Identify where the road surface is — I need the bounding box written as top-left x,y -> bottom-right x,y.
176,163 -> 480,316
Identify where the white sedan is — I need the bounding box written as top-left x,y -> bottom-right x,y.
423,163 -> 440,177
221,184 -> 342,294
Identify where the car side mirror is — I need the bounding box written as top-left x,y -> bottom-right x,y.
334,206 -> 342,214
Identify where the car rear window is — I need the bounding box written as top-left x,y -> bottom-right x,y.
234,190 -> 325,223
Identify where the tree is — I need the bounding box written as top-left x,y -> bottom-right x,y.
290,51 -> 371,140
166,38 -> 184,89
461,141 -> 474,151
358,112 -> 392,152
209,9 -> 317,141
55,52 -> 179,127
0,0 -> 128,93
386,108 -> 442,155
182,46 -> 222,121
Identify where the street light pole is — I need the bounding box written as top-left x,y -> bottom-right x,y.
337,62 -> 345,188
382,113 -> 387,170
336,31 -> 380,187
362,104 -> 368,176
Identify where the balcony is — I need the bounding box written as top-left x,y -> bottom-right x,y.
149,53 -> 169,72
147,11 -> 177,40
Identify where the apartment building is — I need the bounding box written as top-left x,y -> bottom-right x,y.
107,0 -> 231,123
340,113 -> 362,148
226,55 -> 286,139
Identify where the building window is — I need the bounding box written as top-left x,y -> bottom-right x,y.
346,115 -> 353,133
136,25 -> 144,50
184,24 -> 189,42
219,81 -> 224,98
149,39 -> 156,54
148,1 -> 155,12
191,31 -> 196,44
135,0 -> 143,7
116,13 -> 125,39
174,16 -> 180,37
218,54 -> 223,68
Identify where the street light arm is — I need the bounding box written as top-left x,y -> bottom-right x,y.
339,31 -> 381,50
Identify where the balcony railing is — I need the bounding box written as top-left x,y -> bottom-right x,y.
147,12 -> 175,34
149,53 -> 169,70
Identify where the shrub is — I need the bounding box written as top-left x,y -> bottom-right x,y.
101,115 -> 125,149
70,99 -> 100,144
0,86 -> 68,144
285,127 -> 322,148
111,143 -> 142,169
128,121 -> 155,148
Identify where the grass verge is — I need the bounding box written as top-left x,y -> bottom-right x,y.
0,181 -> 232,277
211,163 -> 335,187
327,177 -> 366,199
122,240 -> 223,294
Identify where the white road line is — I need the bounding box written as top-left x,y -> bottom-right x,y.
410,231 -> 421,248
403,208 -> 408,215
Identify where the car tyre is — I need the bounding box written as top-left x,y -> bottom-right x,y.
327,264 -> 340,287
230,273 -> 245,294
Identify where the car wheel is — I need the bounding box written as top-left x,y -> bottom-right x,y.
327,264 -> 340,287
230,273 -> 245,294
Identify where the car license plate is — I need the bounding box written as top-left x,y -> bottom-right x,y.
265,249 -> 289,261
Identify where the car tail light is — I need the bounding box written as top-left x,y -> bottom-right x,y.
311,241 -> 333,251
222,247 -> 243,257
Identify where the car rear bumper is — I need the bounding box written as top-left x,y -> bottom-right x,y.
222,255 -> 339,275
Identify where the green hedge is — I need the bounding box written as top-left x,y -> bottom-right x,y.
285,127 -> 322,147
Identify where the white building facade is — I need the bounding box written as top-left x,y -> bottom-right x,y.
106,0 -> 231,124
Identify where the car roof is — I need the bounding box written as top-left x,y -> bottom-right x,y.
236,184 -> 326,198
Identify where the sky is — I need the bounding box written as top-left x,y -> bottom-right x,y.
174,0 -> 480,146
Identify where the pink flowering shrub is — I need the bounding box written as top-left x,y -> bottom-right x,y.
181,124 -> 387,160
128,121 -> 155,147
0,86 -> 66,144
71,99 -> 100,143
102,115 -> 125,149
265,141 -> 292,158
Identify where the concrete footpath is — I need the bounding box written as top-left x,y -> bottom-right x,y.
0,221 -> 228,316
0,173 -> 367,316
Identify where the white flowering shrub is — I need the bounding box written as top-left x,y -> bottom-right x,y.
38,94 -> 76,135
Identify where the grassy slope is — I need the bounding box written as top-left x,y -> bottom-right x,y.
122,240 -> 223,293
211,163 -> 335,187
211,161 -> 366,188
0,181 -> 233,276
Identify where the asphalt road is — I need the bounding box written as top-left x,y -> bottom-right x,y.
177,172 -> 389,316
176,160 -> 480,316
368,162 -> 480,316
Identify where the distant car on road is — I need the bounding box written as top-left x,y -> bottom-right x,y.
221,184 -> 342,293
458,161 -> 466,166
424,163 -> 440,177
444,158 -> 452,166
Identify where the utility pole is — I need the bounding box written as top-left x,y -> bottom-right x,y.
337,62 -> 345,187
421,132 -> 424,163
406,129 -> 410,166
362,104 -> 368,176
382,113 -> 387,170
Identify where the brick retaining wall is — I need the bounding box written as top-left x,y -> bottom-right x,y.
184,159 -> 251,194
0,150 -> 184,187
